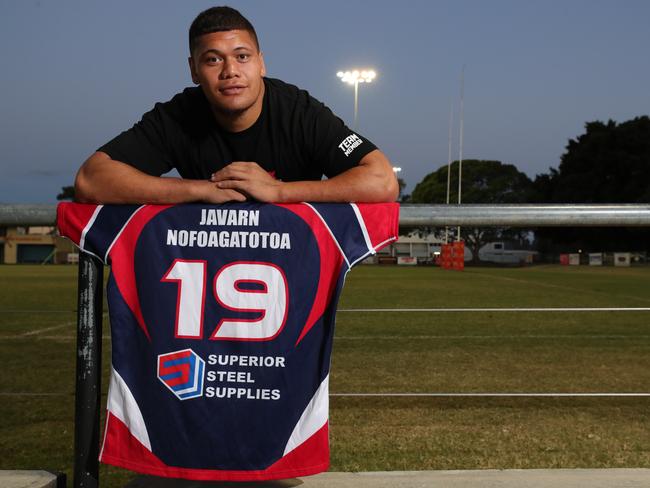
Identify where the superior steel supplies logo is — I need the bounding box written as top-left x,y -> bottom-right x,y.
157,349 -> 205,400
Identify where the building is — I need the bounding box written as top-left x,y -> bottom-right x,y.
371,230 -> 445,264
368,234 -> 536,266
0,226 -> 76,264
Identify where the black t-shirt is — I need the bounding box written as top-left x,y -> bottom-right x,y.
98,77 -> 377,182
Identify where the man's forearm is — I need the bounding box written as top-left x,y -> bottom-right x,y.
279,165 -> 397,203
279,149 -> 398,202
74,152 -> 244,204
211,149 -> 400,203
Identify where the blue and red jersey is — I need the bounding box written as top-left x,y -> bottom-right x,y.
57,202 -> 398,481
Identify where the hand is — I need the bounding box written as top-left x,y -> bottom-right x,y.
194,180 -> 247,204
211,162 -> 284,202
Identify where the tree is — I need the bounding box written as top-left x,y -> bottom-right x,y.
412,160 -> 534,204
552,117 -> 650,203
57,186 -> 75,201
397,177 -> 410,202
533,116 -> 650,252
411,160 -> 534,262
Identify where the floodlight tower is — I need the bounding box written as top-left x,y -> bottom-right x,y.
336,69 -> 376,130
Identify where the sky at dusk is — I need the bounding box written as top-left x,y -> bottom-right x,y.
1,0 -> 649,203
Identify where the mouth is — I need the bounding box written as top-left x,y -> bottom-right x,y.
219,85 -> 246,96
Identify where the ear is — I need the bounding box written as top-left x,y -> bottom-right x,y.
259,51 -> 266,77
188,56 -> 199,85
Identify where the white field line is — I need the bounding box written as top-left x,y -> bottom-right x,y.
331,392 -> 650,398
0,392 -> 68,397
21,321 -> 76,336
8,307 -> 649,313
0,335 -> 112,341
465,269 -> 650,305
338,307 -> 650,312
2,391 -> 648,398
0,313 -> 109,339
0,326 -> 75,339
1,310 -> 76,313
4,334 -> 649,341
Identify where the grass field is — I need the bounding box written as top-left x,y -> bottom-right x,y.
1,264 -> 649,486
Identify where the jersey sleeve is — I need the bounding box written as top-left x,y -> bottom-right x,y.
98,103 -> 175,176
57,202 -> 144,263
307,203 -> 399,268
305,103 -> 378,178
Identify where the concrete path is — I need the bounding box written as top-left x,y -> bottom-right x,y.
4,469 -> 650,487
125,469 -> 650,488
0,470 -> 64,488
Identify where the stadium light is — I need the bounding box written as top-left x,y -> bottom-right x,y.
336,69 -> 376,130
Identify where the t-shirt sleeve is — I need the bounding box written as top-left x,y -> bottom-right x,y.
306,104 -> 378,178
98,103 -> 175,176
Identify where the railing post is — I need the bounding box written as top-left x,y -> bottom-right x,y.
74,252 -> 104,488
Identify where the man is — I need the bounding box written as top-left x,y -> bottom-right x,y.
74,6 -> 398,204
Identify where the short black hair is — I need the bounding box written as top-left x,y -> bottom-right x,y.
189,6 -> 259,55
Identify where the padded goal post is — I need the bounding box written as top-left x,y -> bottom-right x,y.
440,241 -> 465,270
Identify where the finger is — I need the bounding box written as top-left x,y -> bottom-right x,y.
226,190 -> 247,202
211,166 -> 252,182
211,171 -> 239,182
213,161 -> 263,176
227,161 -> 261,170
217,180 -> 249,192
218,188 -> 247,202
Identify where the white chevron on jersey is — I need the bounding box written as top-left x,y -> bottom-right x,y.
79,204 -> 103,260
283,375 -> 329,456
101,367 -> 151,453
350,204 -> 373,253
303,203 -> 351,268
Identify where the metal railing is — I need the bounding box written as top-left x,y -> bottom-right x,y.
2,202 -> 650,488
3,203 -> 650,227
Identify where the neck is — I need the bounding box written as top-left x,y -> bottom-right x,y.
211,82 -> 265,133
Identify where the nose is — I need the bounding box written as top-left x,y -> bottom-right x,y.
220,56 -> 239,79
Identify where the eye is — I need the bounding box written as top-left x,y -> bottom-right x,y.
204,55 -> 222,65
237,54 -> 251,62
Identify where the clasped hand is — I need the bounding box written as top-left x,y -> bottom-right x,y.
210,161 -> 283,203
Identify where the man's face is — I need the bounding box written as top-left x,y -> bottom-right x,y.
189,30 -> 266,118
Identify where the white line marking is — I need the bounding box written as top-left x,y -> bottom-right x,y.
3,392 -> 647,398
4,334 -> 649,341
0,313 -> 109,339
466,269 -> 650,305
0,335 -> 112,340
21,321 -> 75,336
4,307 -> 647,313
338,307 -> 650,312
0,392 -> 68,397
0,310 -> 76,313
331,392 -> 650,398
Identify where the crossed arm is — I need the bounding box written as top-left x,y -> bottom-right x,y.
74,150 -> 399,204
